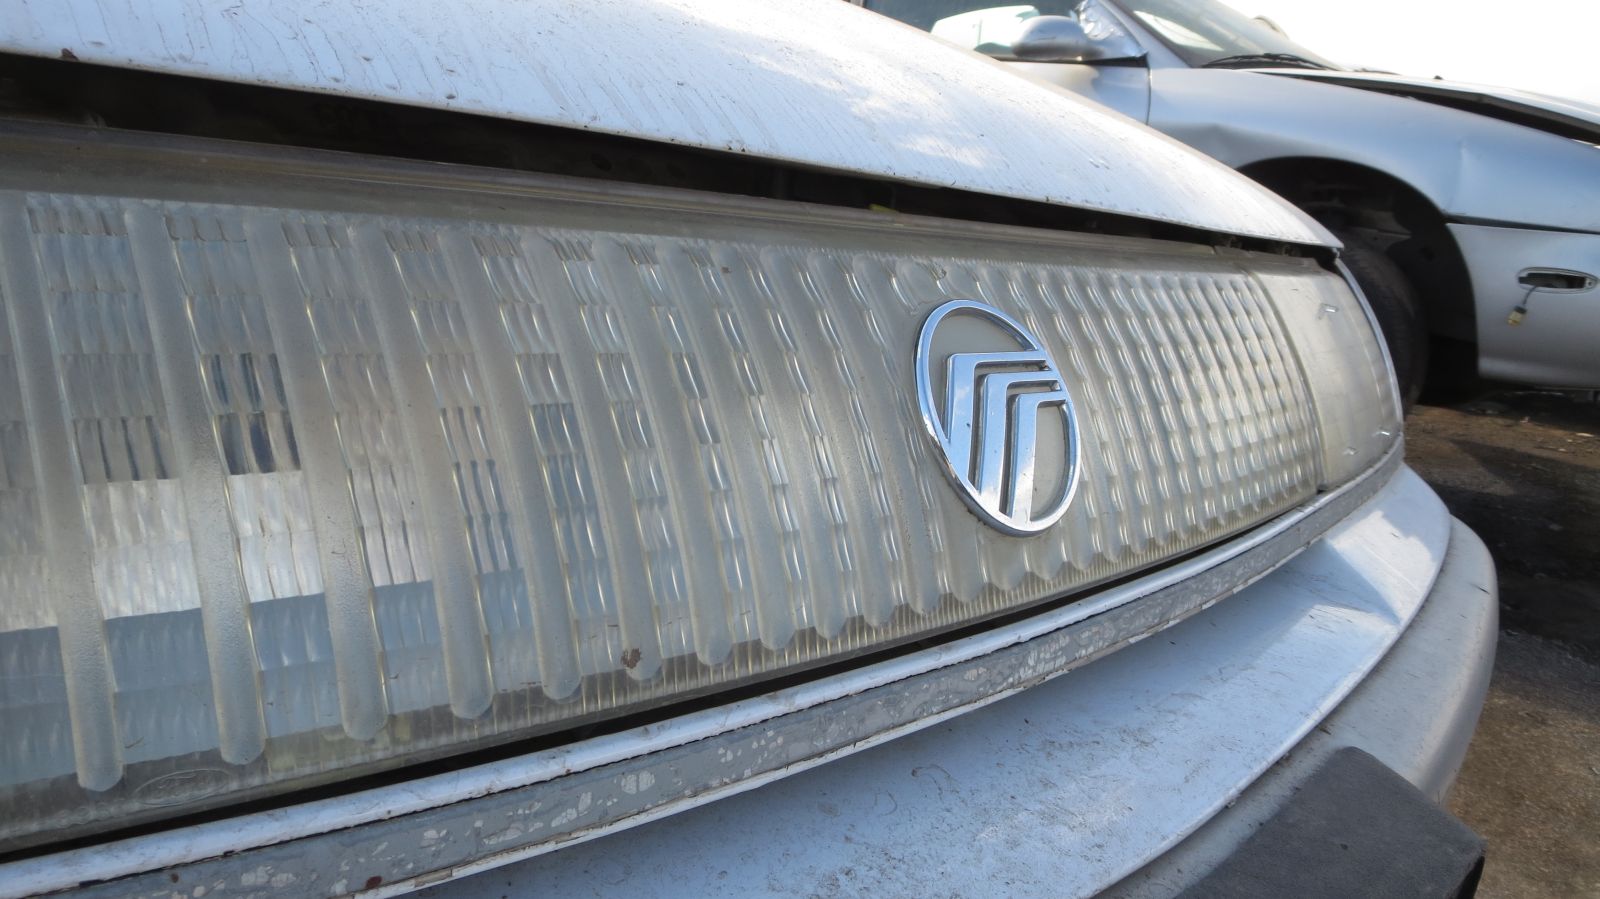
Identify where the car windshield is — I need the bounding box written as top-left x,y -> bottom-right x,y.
866,0 -> 1090,33
865,0 -> 1117,58
866,0 -> 1338,69
1112,0 -> 1336,67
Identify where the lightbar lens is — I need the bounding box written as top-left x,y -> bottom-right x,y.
0,130 -> 1374,850
1252,264 -> 1402,488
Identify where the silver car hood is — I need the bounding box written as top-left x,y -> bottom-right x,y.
0,0 -> 1332,247
1267,70 -> 1600,144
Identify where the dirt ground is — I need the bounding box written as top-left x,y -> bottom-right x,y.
1404,391 -> 1600,898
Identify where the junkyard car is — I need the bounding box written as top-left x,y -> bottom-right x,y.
865,0 -> 1600,404
0,1 -> 1493,896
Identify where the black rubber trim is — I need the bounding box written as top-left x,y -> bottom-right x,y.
1179,748 -> 1484,899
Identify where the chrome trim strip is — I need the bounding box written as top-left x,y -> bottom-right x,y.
1447,214 -> 1600,237
6,445 -> 1403,898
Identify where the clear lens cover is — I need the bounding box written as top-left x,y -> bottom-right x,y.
1251,263 -> 1402,488
0,128 -> 1351,850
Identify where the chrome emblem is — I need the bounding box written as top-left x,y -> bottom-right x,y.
915,300 -> 1080,535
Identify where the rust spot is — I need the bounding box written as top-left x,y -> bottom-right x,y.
59,48 -> 79,61
168,873 -> 180,883
621,647 -> 642,669
364,875 -> 383,890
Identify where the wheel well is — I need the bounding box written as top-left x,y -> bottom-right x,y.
1237,157 -> 1476,349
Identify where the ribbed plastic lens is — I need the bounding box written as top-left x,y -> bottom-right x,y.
0,132 -> 1368,850
1252,263 -> 1402,487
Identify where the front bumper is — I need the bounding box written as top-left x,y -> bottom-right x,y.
422,464 -> 1496,899
1110,515 -> 1495,898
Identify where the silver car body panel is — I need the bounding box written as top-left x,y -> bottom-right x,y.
1144,67 -> 1600,386
882,0 -> 1600,387
1146,68 -> 1600,235
0,0 -> 1332,246
1109,517 -> 1496,898
1007,59 -> 1152,122
1271,69 -> 1600,143
1449,223 -> 1600,385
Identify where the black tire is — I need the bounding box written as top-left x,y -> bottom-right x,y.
1335,236 -> 1428,412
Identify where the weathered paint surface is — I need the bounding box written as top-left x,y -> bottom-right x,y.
0,0 -> 1330,245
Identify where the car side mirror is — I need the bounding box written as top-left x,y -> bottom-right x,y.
1011,13 -> 1144,64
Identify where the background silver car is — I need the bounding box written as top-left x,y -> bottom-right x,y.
865,0 -> 1600,404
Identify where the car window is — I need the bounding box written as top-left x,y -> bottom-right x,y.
866,0 -> 1089,34
869,0 -> 1335,69
866,0 -> 1130,60
1111,0 -> 1334,67
1128,10 -> 1223,54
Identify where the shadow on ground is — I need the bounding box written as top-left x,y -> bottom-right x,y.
1405,390 -> 1600,898
1450,633 -> 1600,899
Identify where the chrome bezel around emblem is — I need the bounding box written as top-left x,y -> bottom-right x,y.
914,299 -> 1081,535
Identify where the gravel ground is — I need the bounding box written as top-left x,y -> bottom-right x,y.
1404,391 -> 1600,898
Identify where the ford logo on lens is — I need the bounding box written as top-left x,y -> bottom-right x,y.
914,300 -> 1080,535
